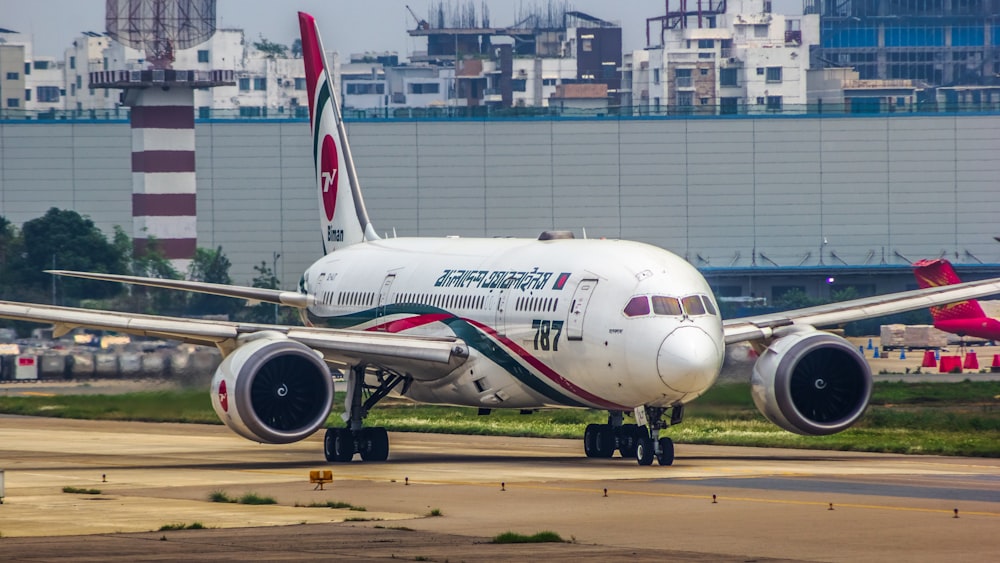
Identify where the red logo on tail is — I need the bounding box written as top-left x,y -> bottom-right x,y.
320,135 -> 339,221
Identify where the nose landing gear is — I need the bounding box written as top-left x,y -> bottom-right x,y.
582,407 -> 682,466
633,404 -> 682,466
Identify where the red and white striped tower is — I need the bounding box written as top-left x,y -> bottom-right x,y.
127,85 -> 197,271
92,69 -> 233,272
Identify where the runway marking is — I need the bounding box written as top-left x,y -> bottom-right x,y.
299,474 -> 1000,518
19,392 -> 56,397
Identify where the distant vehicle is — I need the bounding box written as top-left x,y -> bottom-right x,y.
913,258 -> 1000,342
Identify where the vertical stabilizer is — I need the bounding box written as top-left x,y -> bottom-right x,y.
912,258 -> 987,321
298,12 -> 378,253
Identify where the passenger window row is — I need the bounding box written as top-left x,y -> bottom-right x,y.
396,293 -> 487,311
514,296 -> 559,313
338,291 -> 376,307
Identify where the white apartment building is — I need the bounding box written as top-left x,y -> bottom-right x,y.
0,29 -> 68,114
633,0 -> 818,114
64,32 -> 122,111
0,40 -> 27,112
508,56 -> 578,107
24,55 -> 65,112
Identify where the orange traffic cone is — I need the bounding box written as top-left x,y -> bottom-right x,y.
963,351 -> 979,370
991,354 -> 1000,373
921,350 -> 937,368
940,356 -> 961,373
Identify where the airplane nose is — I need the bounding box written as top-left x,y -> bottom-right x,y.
657,325 -> 721,394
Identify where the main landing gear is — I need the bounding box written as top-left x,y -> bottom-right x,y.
583,406 -> 683,466
324,364 -> 410,462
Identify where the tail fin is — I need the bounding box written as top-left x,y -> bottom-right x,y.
913,258 -> 987,321
298,12 -> 378,253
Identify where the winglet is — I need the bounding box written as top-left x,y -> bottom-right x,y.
298,12 -> 378,254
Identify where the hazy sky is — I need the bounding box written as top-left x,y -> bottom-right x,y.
3,0 -> 802,59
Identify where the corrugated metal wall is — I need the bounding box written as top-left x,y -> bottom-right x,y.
2,114 -> 999,288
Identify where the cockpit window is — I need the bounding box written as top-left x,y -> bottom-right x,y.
651,296 -> 682,316
701,295 -> 718,316
682,295 -> 707,316
623,296 -> 650,317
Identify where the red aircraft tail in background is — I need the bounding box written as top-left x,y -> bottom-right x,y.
913,258 -> 1000,340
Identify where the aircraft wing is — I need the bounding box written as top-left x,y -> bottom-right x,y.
0,300 -> 468,380
723,277 -> 1000,345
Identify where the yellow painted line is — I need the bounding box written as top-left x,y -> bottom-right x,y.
19,392 -> 56,397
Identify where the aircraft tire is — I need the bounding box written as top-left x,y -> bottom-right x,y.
656,437 -> 675,466
323,428 -> 336,462
332,428 -> 355,462
594,425 -> 616,458
359,427 -> 389,461
583,423 -> 600,457
636,436 -> 654,466
618,424 -> 641,458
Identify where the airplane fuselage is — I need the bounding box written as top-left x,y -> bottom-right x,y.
300,235 -> 726,411
933,317 -> 1000,341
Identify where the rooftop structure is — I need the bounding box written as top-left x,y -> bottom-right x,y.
405,1 -> 622,108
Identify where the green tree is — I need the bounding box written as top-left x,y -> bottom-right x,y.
239,260 -> 281,324
0,216 -> 18,297
16,208 -> 128,302
773,288 -> 820,310
291,38 -> 302,58
233,259 -> 302,326
254,36 -> 288,58
187,246 -> 238,316
830,286 -> 861,302
117,228 -> 183,314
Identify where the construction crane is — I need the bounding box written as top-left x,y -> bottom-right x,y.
406,5 -> 430,30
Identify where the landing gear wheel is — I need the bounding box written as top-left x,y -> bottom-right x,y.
323,428 -> 336,462
583,423 -> 599,457
636,436 -> 654,466
656,437 -> 674,466
594,425 -> 616,458
359,427 -> 389,461
617,424 -> 640,458
331,428 -> 355,462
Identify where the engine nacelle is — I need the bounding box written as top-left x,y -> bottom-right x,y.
751,329 -> 872,436
211,331 -> 334,444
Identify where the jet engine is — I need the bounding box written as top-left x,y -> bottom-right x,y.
210,331 -> 334,444
750,329 -> 872,436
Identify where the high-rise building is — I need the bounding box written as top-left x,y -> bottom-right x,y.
810,0 -> 1000,106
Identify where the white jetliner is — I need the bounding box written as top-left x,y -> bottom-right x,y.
3,13 -> 1000,466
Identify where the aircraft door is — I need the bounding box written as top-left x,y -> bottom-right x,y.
375,274 -> 396,328
494,287 -> 508,336
493,272 -> 519,336
566,278 -> 598,341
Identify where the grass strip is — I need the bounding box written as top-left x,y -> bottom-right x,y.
62,486 -> 101,495
1,381 -> 997,457
158,522 -> 205,531
492,531 -> 565,544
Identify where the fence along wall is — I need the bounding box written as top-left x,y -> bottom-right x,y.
2,113 -> 999,286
